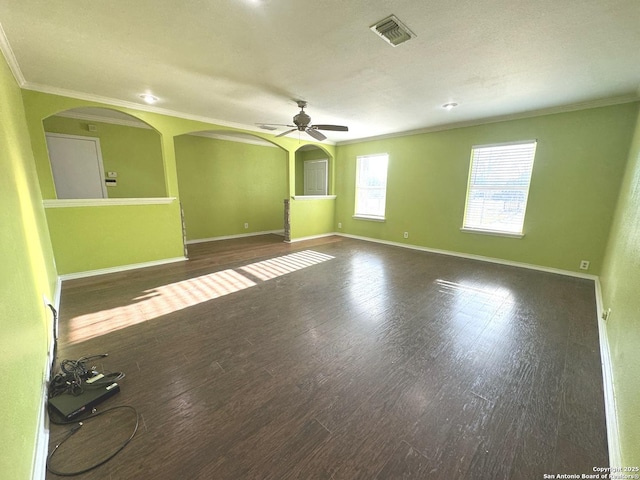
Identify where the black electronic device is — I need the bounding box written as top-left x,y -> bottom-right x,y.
48,383 -> 120,420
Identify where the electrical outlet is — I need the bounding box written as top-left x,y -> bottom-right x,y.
602,308 -> 611,321
338,222 -> 342,229
403,232 -> 409,239
244,223 -> 249,229
579,260 -> 590,270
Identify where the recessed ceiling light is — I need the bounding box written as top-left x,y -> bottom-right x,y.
139,93 -> 158,104
442,102 -> 458,111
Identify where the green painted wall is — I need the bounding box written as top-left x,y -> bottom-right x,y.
0,53 -> 58,479
295,146 -> 332,195
46,201 -> 185,274
16,84 -> 638,471
290,198 -> 336,239
600,106 -> 640,467
174,135 -> 288,240
20,89 -> 331,277
335,104 -> 638,274
43,115 -> 166,198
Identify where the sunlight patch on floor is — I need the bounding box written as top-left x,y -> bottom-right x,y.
239,250 -> 334,281
67,250 -> 334,344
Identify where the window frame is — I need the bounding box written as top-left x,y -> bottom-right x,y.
461,140 -> 537,238
353,153 -> 389,221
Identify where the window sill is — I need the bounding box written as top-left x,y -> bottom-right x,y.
460,227 -> 524,239
353,215 -> 386,222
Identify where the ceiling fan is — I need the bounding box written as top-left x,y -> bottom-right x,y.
259,101 -> 348,141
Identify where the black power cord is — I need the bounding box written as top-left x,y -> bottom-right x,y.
47,304 -> 58,384
46,405 -> 139,477
49,354 -> 124,398
47,353 -> 135,475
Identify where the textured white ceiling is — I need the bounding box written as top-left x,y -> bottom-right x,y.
1,0 -> 639,142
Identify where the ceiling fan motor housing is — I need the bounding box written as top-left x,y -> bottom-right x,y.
293,111 -> 311,130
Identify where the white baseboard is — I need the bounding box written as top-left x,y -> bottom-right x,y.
335,232 -> 598,280
337,231 -> 620,464
594,279 -> 621,468
32,383 -> 49,480
187,230 -> 284,245
33,277 -> 62,480
287,232 -> 337,243
59,256 -> 187,281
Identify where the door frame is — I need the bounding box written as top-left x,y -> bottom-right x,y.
303,159 -> 329,196
45,132 -> 108,199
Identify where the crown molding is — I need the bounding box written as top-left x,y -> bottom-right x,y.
54,110 -> 153,129
22,81 -> 266,131
337,94 -> 640,146
20,81 -> 336,145
0,21 -> 26,87
189,131 -> 279,148
13,48 -> 635,148
52,111 -> 281,148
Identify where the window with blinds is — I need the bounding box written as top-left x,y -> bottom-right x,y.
462,141 -> 537,235
354,153 -> 389,219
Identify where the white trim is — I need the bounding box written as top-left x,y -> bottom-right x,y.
20,81 -> 338,146
32,381 -> 49,480
336,94 -> 640,146
44,197 -> 176,208
189,131 -> 278,148
45,132 -> 109,199
33,277 -> 62,480
460,227 -> 524,239
470,139 -> 537,149
594,278 -> 622,468
186,230 -> 285,245
54,110 -> 153,129
286,232 -> 337,243
59,256 -> 186,281
336,232 -> 598,280
292,195 -> 336,201
352,215 -> 386,222
303,158 -> 329,196
0,21 -> 26,86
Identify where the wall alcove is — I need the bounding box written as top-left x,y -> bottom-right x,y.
42,107 -> 166,199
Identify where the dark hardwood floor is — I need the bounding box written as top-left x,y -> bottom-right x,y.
46,235 -> 608,479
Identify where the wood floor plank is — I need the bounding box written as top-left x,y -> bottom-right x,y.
46,235 -> 608,479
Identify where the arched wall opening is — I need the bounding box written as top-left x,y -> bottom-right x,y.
41,107 -> 166,199
294,144 -> 334,197
174,130 -> 289,243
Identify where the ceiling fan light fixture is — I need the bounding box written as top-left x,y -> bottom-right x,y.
262,101 -> 349,141
139,93 -> 159,104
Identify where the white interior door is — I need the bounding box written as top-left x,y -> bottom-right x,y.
45,133 -> 107,199
304,159 -> 328,195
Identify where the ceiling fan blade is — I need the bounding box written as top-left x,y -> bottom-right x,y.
306,128 -> 327,141
258,123 -> 295,128
276,128 -> 297,138
312,124 -> 349,132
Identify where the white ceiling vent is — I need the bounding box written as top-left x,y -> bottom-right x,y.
370,15 -> 416,47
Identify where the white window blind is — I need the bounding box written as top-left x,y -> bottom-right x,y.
463,141 -> 537,235
355,153 -> 389,219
